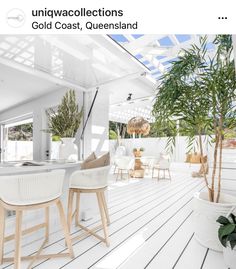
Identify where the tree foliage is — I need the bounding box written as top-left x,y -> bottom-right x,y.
152,35 -> 236,202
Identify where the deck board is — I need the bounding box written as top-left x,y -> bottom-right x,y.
0,171 -> 226,269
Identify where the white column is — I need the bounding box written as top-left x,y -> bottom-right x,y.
33,108 -> 50,161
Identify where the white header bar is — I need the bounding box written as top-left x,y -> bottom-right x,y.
0,0 -> 235,34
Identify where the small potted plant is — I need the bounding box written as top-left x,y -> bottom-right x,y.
217,213 -> 236,269
133,147 -> 144,158
45,90 -> 83,161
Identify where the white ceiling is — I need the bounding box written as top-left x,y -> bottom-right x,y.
0,63 -> 60,113
0,35 -> 145,90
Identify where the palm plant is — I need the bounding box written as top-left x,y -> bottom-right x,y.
152,35 -> 236,202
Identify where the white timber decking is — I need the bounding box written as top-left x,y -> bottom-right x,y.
0,170 -> 227,269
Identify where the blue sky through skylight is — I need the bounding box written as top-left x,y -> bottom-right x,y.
158,36 -> 174,46
132,34 -> 144,39
175,35 -> 191,43
109,34 -> 129,43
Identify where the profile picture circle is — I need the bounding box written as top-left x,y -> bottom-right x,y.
6,8 -> 25,28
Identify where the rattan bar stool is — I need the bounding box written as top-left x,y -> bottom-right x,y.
0,169 -> 74,269
67,166 -> 110,246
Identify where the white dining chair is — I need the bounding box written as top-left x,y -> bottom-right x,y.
152,154 -> 171,180
0,170 -> 74,269
114,156 -> 134,180
67,166 -> 111,246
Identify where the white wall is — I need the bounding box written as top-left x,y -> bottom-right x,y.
110,136 -> 212,162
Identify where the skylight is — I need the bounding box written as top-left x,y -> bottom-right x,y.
175,34 -> 191,43
109,34 -> 129,43
132,34 -> 144,39
108,34 -> 217,82
158,36 -> 174,47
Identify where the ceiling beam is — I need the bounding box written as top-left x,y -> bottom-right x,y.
87,71 -> 146,91
124,35 -> 166,51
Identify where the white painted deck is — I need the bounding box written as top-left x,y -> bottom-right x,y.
1,170 -> 227,269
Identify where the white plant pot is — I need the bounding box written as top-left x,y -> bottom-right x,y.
223,246 -> 236,269
193,192 -> 236,251
59,138 -> 78,162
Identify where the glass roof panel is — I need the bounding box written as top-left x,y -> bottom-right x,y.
132,34 -> 144,39
109,34 -> 129,43
156,55 -> 166,60
135,53 -> 143,59
158,36 -> 174,46
175,34 -> 191,43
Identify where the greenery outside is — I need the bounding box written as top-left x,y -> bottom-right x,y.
8,123 -> 33,141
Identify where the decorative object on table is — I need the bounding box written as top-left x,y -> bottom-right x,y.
133,147 -> 144,158
44,90 -> 83,162
152,153 -> 171,180
130,148 -> 144,178
217,213 -> 236,269
152,35 -> 236,251
127,117 -> 150,178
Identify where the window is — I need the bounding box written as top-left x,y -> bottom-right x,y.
2,118 -> 33,161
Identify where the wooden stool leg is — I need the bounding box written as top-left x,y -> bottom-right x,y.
67,189 -> 74,231
14,210 -> 23,269
0,206 -> 5,264
45,207 -> 49,242
101,192 -> 110,225
152,168 -> 154,178
96,192 -> 110,247
56,200 -> 74,258
75,192 -> 80,227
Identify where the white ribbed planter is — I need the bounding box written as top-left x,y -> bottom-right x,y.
59,138 -> 78,162
193,192 -> 236,251
223,246 -> 236,269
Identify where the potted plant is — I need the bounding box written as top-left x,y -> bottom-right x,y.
152,35 -> 236,250
217,213 -> 236,268
133,147 -> 144,158
45,89 -> 83,161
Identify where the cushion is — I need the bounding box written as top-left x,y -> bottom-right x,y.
81,152 -> 110,170
80,152 -> 96,169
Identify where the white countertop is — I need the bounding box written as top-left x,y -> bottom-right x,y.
0,160 -> 82,175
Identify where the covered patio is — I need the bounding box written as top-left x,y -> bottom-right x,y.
0,34 -> 236,269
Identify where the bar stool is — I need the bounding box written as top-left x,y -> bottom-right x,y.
67,166 -> 110,246
0,169 -> 74,269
